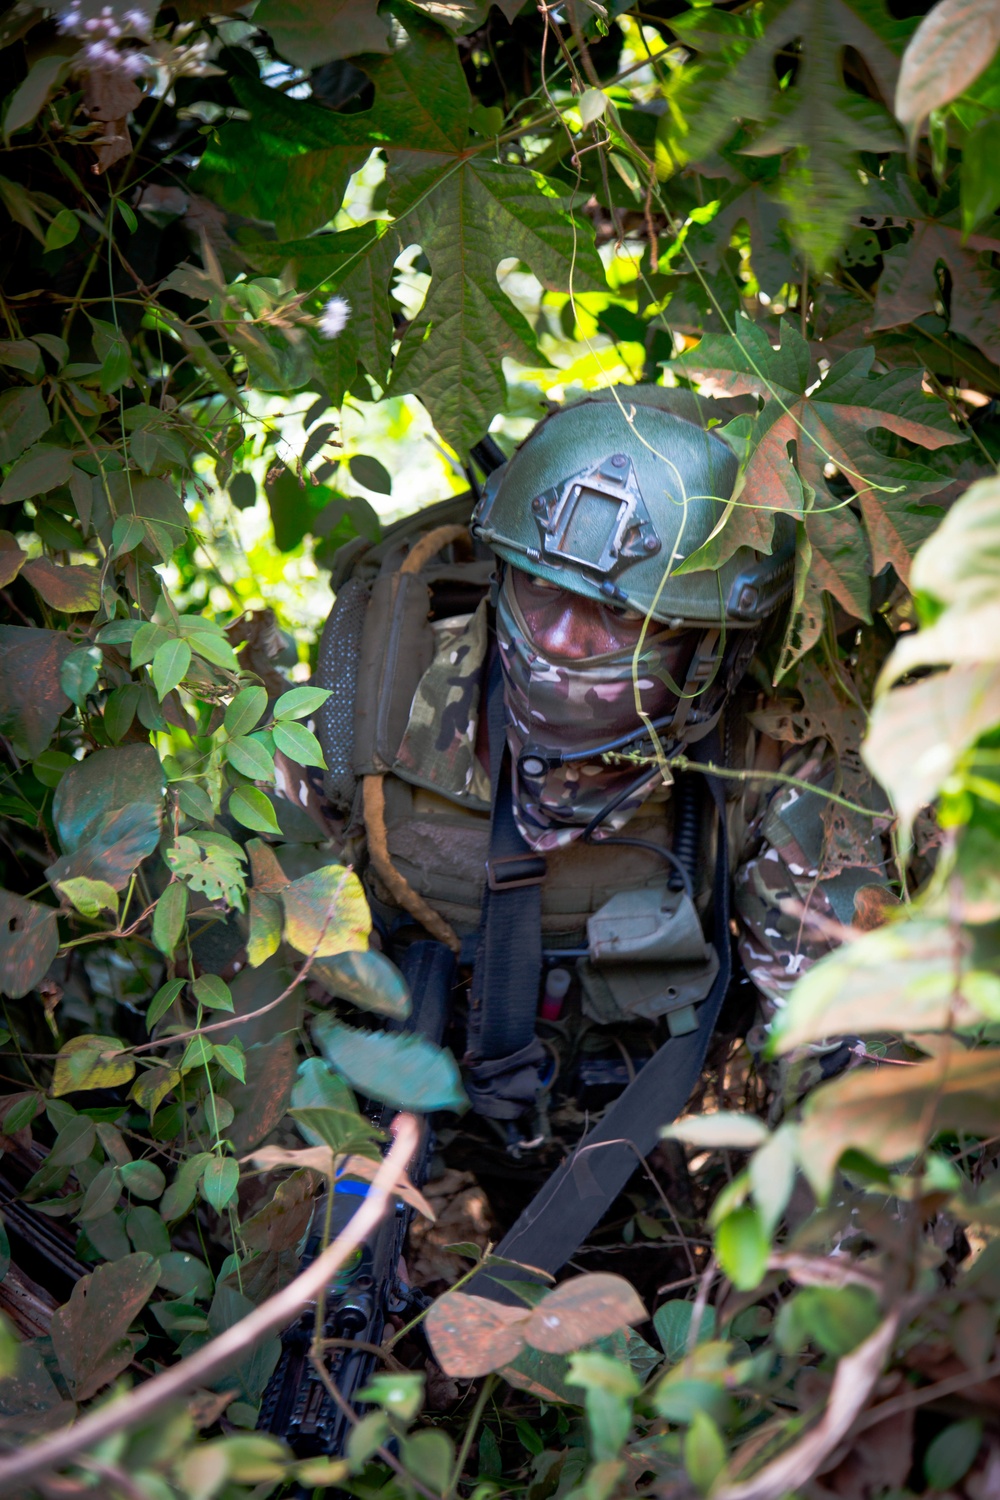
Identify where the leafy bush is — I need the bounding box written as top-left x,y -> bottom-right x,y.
3,0 -> 1000,1494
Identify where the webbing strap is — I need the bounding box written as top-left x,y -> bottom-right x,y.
470,752 -> 732,1297
466,649 -> 547,1119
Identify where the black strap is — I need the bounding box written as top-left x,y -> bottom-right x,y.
469,752 -> 732,1297
466,648 -> 547,1120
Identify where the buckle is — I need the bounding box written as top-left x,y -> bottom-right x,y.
486,853 -> 547,891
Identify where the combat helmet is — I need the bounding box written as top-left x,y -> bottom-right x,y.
472,384 -> 794,627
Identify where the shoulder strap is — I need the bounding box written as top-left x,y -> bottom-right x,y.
465,647 -> 548,1121
469,743 -> 732,1295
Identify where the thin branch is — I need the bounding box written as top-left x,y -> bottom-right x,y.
0,1115 -> 420,1498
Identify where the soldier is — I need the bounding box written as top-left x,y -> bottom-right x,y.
315,383 -> 886,1282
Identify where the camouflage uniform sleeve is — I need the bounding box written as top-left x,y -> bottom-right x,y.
733,740 -> 888,1027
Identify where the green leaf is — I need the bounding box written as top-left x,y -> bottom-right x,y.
213,1043 -> 246,1083
4,54 -> 70,138
253,0 -> 391,66
103,683 -> 141,742
225,686 -> 268,738
119,1159 -> 166,1201
0,889 -> 60,999
312,949 -> 411,1020
962,115 -> 1000,235
166,833 -> 246,907
248,890 -> 283,966
158,1251 -> 213,1299
44,207 -> 79,251
291,1056 -> 357,1116
193,974 -> 234,1012
152,882 -> 188,956
271,719 -> 326,767
715,1206 -> 769,1292
789,1285 -> 880,1357
146,978 -> 185,1031
225,734 -> 275,781
79,1165 -> 123,1222
46,801 -> 163,892
684,1410 -> 726,1493
160,1153 -> 213,1219
188,631 -> 239,671
176,781 -> 215,823
52,1035 -> 136,1096
653,1301 -> 717,1363
181,1035 -> 216,1072
924,1418 -> 983,1491
348,454 -> 392,494
152,638 -> 191,701
202,1156 -> 239,1213
288,1105 -> 382,1154
273,686 -> 331,722
111,514 -> 147,557
313,1015 -> 468,1112
230,472 -> 257,509
229,784 -> 282,834
56,876 -> 119,920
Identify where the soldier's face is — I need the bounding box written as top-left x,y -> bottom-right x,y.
509,566 -> 647,660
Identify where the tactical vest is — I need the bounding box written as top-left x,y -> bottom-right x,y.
315,493 -> 756,1036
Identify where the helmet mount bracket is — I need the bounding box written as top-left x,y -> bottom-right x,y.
529,453 -> 661,578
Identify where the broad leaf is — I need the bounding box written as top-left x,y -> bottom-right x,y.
51,1252 -> 160,1400
894,0 -> 1000,131
0,626 -> 77,758
522,1275 -> 646,1355
53,745 -> 164,854
0,889 -> 59,999
52,1035 -> 136,1096
46,802 -> 163,892
281,864 -> 370,957
0,445 -> 76,505
20,558 -> 100,613
311,948 -> 411,1019
675,318 -> 962,576
0,386 -> 50,465
255,0 -> 391,65
312,1016 -> 468,1112
425,1291 -> 530,1376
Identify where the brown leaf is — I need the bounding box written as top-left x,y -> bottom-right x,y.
219,1032 -> 297,1152
247,838 -> 290,893
425,1291 -> 530,1377
0,531 -> 26,588
83,66 -> 142,123
247,1143 -> 336,1178
523,1274 -> 647,1355
798,1046 -> 1000,1199
51,1252 -> 160,1400
852,885 -> 901,932
0,889 -> 59,1000
0,626 -> 77,759
20,558 -> 101,613
895,0 -> 1000,131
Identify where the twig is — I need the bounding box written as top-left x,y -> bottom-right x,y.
0,1115 -> 419,1497
687,1253 -> 717,1353
850,1354 -> 1000,1436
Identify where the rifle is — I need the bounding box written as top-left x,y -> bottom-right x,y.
257,939 -> 453,1458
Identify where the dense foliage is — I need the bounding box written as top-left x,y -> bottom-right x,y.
2,0 -> 1000,1493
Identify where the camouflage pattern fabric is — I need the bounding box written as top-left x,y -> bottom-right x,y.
734,743 -> 886,1022
394,600 -> 491,808
496,570 -> 687,851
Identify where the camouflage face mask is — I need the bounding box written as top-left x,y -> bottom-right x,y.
496,571 -> 694,851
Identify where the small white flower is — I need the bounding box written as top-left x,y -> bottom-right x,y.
318,295 -> 351,339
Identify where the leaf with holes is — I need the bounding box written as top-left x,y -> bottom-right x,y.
0,889 -> 59,999
51,1252 -> 160,1400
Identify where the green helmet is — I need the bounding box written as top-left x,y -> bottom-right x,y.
472,385 -> 793,627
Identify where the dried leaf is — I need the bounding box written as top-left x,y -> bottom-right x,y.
523,1274 -> 647,1355
425,1290 -> 530,1376
338,1153 -> 436,1220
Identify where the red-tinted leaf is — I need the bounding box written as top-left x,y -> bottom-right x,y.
524,1274 -> 647,1354
21,558 -> 101,613
51,1252 -> 160,1400
425,1291 -> 530,1376
0,889 -> 59,999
